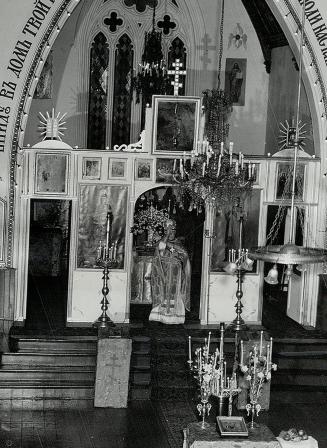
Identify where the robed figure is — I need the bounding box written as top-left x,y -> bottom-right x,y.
149,219 -> 191,324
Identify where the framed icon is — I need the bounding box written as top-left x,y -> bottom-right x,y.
152,95 -> 201,154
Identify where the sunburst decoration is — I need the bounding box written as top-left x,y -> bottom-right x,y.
278,120 -> 307,151
38,108 -> 67,141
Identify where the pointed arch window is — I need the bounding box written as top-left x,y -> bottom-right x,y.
87,32 -> 109,149
168,37 -> 187,95
111,34 -> 134,146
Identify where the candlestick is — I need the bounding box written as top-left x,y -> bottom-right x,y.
207,331 -> 211,355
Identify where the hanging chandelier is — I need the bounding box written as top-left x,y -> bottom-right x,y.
132,1 -> 170,105
248,0 -> 327,280
173,141 -> 255,211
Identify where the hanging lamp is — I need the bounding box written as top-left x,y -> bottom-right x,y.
248,0 -> 326,275
131,0 -> 170,105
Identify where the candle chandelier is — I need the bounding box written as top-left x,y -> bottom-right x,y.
248,0 -> 326,280
174,141 -> 255,211
131,1 -> 170,105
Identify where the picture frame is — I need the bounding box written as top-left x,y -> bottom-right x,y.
155,158 -> 178,183
275,162 -> 305,201
135,158 -> 153,181
35,153 -> 68,194
211,189 -> 261,273
250,162 -> 260,185
77,184 -> 128,269
109,158 -> 127,180
82,157 -> 102,180
152,95 -> 201,154
216,416 -> 248,437
225,58 -> 247,106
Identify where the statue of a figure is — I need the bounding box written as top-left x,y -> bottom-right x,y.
149,219 -> 191,324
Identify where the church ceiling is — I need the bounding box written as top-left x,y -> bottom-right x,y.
241,0 -> 288,73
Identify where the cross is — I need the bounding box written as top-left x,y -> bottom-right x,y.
197,34 -> 216,69
103,12 -> 123,32
167,59 -> 186,96
105,350 -> 122,382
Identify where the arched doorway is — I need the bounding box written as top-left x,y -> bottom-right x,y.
129,185 -> 205,324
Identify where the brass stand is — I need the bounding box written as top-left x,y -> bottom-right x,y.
229,267 -> 247,331
94,209 -> 118,330
229,215 -> 248,332
94,259 -> 117,329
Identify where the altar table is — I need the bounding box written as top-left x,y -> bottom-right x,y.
184,422 -> 280,448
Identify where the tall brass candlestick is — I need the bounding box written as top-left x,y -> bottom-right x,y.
94,207 -> 117,329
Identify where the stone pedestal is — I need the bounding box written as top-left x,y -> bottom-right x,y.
94,337 -> 132,408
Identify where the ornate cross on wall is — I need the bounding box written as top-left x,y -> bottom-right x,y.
167,59 -> 186,96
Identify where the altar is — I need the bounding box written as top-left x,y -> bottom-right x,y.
184,422 -> 279,448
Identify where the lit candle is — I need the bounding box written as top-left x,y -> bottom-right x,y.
252,163 -> 256,178
235,160 -> 239,175
224,361 -> 227,387
106,211 -> 111,251
207,331 -> 211,355
202,162 -> 206,176
219,323 -> 224,361
270,337 -> 273,364
259,331 -> 263,356
241,153 -> 244,169
253,346 -> 257,377
248,162 -> 251,179
188,336 -> 192,362
266,344 -> 270,373
220,141 -> 224,153
240,340 -> 244,365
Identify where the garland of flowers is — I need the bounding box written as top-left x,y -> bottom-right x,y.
202,88 -> 232,150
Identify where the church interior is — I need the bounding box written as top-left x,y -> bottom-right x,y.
1,0 -> 327,446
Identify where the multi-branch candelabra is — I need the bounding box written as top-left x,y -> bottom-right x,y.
94,207 -> 118,329
223,215 -> 254,331
188,323 -> 241,429
239,332 -> 277,429
172,140 -> 255,212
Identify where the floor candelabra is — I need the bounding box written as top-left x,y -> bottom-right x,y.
94,208 -> 118,329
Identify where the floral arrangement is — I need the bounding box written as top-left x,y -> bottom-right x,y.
130,205 -> 170,237
239,333 -> 277,428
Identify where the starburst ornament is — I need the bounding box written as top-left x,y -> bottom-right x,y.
38,108 -> 67,141
278,119 -> 307,151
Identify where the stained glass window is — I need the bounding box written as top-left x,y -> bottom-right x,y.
87,33 -> 109,149
112,34 -> 134,146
